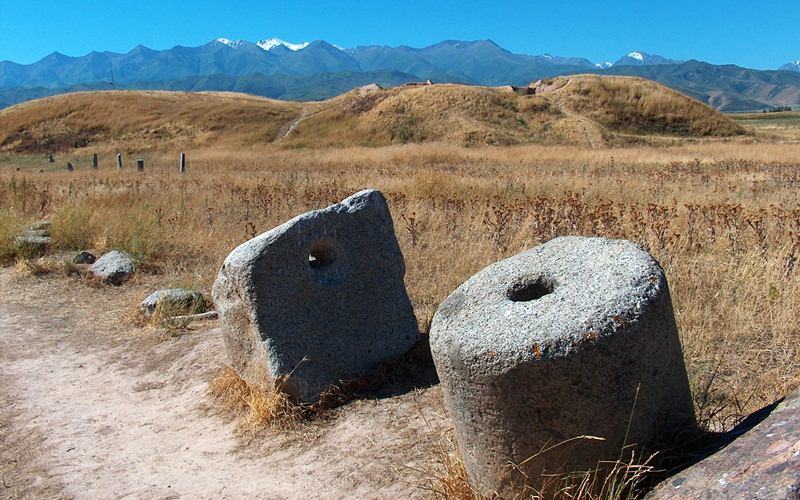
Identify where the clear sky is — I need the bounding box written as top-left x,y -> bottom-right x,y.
1,0 -> 797,69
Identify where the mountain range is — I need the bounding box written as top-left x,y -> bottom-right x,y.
0,38 -> 798,112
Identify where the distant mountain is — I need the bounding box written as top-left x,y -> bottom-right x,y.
346,40 -> 595,86
0,38 -> 798,112
589,60 -> 800,111
613,51 -> 683,67
780,61 -> 800,72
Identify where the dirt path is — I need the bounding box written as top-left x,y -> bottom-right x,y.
0,271 -> 448,499
275,103 -> 335,142
552,79 -> 603,149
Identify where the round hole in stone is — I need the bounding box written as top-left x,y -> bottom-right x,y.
507,276 -> 555,302
308,241 -> 337,269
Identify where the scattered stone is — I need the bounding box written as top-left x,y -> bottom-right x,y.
29,220 -> 51,231
73,251 -> 97,264
139,288 -> 205,317
172,310 -> 218,322
91,250 -> 135,285
14,221 -> 52,254
429,236 -> 697,495
212,189 -> 419,404
649,389 -> 800,499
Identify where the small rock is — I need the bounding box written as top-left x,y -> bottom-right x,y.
139,289 -> 205,317
91,250 -> 135,285
73,251 -> 97,264
29,220 -> 51,231
14,233 -> 51,254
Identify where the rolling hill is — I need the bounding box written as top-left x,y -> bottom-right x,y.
0,76 -> 744,154
0,91 -> 300,153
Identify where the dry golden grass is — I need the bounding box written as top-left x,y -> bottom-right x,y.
422,429 -> 656,499
285,78 -> 742,148
1,94 -> 800,497
209,366 -> 304,432
0,90 -> 301,154
0,76 -> 742,154
547,75 -> 744,137
3,141 -> 798,427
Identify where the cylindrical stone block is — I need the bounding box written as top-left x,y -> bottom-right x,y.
136,159 -> 144,172
179,152 -> 186,174
430,236 -> 697,495
92,153 -> 98,169
116,153 -> 123,169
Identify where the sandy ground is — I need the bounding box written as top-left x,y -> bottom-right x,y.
0,269 -> 449,499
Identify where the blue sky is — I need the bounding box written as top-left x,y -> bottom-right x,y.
1,0 -> 797,69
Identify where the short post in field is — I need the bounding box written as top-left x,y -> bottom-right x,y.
66,161 -> 74,171
179,152 -> 186,174
47,154 -> 55,163
116,153 -> 123,169
137,159 -> 144,172
92,153 -> 98,169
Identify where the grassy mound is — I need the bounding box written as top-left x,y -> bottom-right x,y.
0,77 -> 744,153
0,90 -> 300,153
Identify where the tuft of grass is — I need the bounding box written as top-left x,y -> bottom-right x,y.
209,366 -> 304,432
419,430 -> 479,500
422,435 -> 657,500
50,205 -> 98,250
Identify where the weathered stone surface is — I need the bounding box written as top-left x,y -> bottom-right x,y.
91,250 -> 135,285
15,222 -> 52,254
15,232 -> 51,246
430,236 -> 697,495
73,251 -> 97,264
212,189 -> 419,404
29,220 -> 51,231
649,389 -> 800,499
139,289 -> 205,317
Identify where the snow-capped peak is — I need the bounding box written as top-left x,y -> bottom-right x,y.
256,38 -> 309,52
216,38 -> 246,48
594,61 -> 613,69
542,53 -> 553,60
627,51 -> 645,61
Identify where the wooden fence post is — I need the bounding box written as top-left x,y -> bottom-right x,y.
92,153 -> 98,169
179,152 -> 186,174
137,159 -> 144,172
116,153 -> 123,169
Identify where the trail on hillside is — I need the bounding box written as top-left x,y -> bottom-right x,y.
275,104 -> 332,142
0,271 -> 447,499
553,79 -> 603,149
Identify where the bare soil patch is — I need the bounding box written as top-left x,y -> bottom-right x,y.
0,271 -> 448,498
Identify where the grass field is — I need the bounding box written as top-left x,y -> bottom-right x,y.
1,85 -> 799,497
732,110 -> 800,141
3,138 -> 800,430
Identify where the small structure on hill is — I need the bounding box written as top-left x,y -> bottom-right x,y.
429,236 -> 697,495
357,83 -> 383,93
404,79 -> 434,86
499,85 -> 536,95
212,189 -> 419,404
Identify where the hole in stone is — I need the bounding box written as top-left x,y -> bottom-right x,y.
308,242 -> 336,269
507,276 -> 555,302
